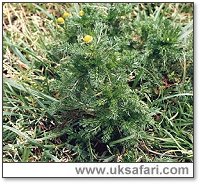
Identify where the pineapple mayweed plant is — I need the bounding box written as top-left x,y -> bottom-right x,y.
48,5 -> 161,161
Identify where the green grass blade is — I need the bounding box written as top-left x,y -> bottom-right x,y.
154,93 -> 193,103
33,4 -> 55,20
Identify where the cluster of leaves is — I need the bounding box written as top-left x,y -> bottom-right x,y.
48,4 -> 156,161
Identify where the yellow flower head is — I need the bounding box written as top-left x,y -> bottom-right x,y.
57,17 -> 65,24
79,10 -> 84,16
83,35 -> 93,43
62,12 -> 71,19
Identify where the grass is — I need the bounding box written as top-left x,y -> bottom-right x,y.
3,3 -> 193,162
